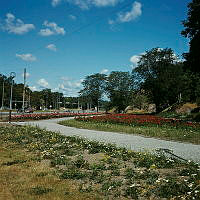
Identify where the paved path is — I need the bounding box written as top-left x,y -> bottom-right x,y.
15,117 -> 200,163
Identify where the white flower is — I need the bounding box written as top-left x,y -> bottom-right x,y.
130,184 -> 134,188
108,186 -> 113,190
191,174 -> 197,176
188,183 -> 193,188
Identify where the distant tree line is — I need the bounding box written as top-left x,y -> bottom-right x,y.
0,78 -> 64,110
0,74 -> 84,110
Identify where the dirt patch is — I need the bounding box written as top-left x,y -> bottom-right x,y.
176,103 -> 198,114
0,185 -> 15,200
83,150 -> 106,164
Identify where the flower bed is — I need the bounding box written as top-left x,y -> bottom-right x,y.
75,114 -> 200,129
11,112 -> 101,121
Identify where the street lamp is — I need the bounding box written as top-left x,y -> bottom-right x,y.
9,72 -> 16,122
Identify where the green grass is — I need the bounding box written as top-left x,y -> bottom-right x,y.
59,119 -> 200,144
0,124 -> 200,199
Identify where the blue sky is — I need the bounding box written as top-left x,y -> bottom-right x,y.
0,0 -> 190,96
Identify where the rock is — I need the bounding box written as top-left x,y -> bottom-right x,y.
126,108 -> 143,114
124,106 -> 133,113
175,103 -> 198,114
107,107 -> 118,114
125,104 -> 156,114
147,104 -> 156,113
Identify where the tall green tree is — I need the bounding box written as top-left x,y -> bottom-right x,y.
41,89 -> 53,109
182,0 -> 200,73
79,73 -> 107,111
64,97 -> 79,109
106,71 -> 133,112
132,48 -> 185,112
181,0 -> 200,102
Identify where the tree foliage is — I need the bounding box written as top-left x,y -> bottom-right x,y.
106,71 -> 133,112
132,48 -> 185,112
181,0 -> 200,102
79,73 -> 107,111
182,0 -> 200,73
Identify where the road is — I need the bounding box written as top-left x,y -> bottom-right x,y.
0,110 -> 94,115
14,117 -> 200,164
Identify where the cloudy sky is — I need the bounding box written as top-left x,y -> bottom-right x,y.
0,0 -> 190,96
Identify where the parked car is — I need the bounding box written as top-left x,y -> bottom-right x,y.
17,108 -> 34,113
25,108 -> 34,113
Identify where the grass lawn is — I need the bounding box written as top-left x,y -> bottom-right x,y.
0,124 -> 199,199
59,119 -> 200,144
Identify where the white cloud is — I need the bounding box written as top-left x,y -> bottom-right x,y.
46,44 -> 57,51
1,13 -> 35,34
21,72 -> 30,78
100,69 -> 109,74
52,0 -> 61,7
37,78 -> 49,88
108,19 -> 115,25
39,28 -> 54,36
117,1 -> 142,23
130,55 -> 141,66
29,86 -> 37,91
16,53 -> 37,62
39,21 -> 65,36
92,0 -> 120,7
67,0 -> 90,9
59,83 -> 65,90
51,0 -> 120,9
69,15 -> 77,20
58,77 -> 83,96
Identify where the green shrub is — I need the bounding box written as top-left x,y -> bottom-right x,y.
193,113 -> 200,122
29,186 -> 52,195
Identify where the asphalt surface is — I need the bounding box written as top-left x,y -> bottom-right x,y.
15,117 -> 200,163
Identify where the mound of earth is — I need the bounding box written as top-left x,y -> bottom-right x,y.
162,102 -> 199,114
124,104 -> 156,114
175,103 -> 198,114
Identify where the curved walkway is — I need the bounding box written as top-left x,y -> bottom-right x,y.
15,117 -> 200,163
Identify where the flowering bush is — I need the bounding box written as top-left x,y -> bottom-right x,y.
11,112 -> 100,121
75,114 -> 200,129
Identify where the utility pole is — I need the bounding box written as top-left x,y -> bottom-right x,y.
1,80 -> 5,109
28,90 -> 31,107
9,72 -> 16,122
9,73 -> 16,110
97,100 -> 99,112
22,68 -> 26,112
78,98 -> 80,109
